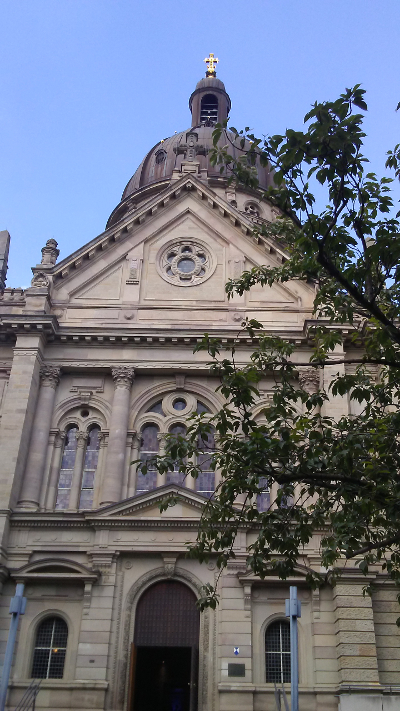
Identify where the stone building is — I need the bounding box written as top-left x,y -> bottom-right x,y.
0,61 -> 399,711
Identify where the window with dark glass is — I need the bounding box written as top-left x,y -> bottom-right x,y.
55,426 -> 78,510
257,477 -> 270,512
265,620 -> 291,683
196,427 -> 215,497
31,617 -> 68,679
167,423 -> 187,486
137,424 -> 159,493
79,426 -> 100,509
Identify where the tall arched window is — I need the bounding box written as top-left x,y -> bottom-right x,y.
196,427 -> 215,497
55,425 -> 78,510
79,426 -> 100,509
200,94 -> 218,125
167,423 -> 186,486
31,616 -> 68,679
257,477 -> 270,512
137,424 -> 159,493
265,620 -> 291,683
55,424 -> 101,510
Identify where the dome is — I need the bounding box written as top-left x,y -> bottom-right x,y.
106,71 -> 274,228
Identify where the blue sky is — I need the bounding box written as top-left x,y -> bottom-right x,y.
1,0 -> 399,287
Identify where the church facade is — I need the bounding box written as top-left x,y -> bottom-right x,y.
0,64 -> 399,711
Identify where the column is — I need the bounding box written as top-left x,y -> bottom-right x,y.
93,431 -> 108,508
69,431 -> 88,509
123,431 -> 137,499
18,365 -> 60,508
45,430 -> 66,509
100,367 -> 134,505
156,433 -> 167,488
127,432 -> 139,498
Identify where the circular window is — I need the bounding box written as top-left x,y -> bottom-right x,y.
157,239 -> 215,286
173,398 -> 187,411
80,409 -> 89,418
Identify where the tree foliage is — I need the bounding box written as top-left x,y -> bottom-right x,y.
137,86 -> 400,614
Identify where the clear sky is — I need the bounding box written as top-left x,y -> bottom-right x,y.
1,0 -> 399,287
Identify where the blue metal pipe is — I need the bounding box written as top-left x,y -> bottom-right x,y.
0,583 -> 27,711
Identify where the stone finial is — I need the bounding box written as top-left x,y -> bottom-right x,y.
39,365 -> 61,388
41,239 -> 59,266
111,366 -> 135,389
298,367 -> 320,393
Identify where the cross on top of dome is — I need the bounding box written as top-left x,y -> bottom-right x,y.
204,53 -> 219,77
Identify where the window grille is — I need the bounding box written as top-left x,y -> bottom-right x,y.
31,617 -> 68,679
55,426 -> 78,510
137,423 -> 159,493
265,620 -> 291,683
79,426 -> 100,509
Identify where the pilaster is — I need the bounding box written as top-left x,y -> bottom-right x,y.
17,365 -> 60,509
333,578 -> 380,687
0,334 -> 44,511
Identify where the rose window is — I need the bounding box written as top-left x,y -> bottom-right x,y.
158,240 -> 214,286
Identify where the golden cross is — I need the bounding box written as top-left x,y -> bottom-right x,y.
204,53 -> 219,76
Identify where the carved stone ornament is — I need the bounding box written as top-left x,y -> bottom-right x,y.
30,271 -> 49,288
41,238 -> 59,266
298,367 -> 320,393
111,366 -> 135,389
157,239 -> 215,287
39,365 -> 61,388
76,431 -> 89,447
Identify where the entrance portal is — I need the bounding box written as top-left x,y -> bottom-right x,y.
131,581 -> 200,711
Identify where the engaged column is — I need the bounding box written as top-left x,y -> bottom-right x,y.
100,366 -> 134,506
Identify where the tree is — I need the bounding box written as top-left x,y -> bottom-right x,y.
138,86 -> 400,613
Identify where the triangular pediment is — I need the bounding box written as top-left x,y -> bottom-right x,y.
51,174 -> 287,286
47,173 -> 314,322
90,484 -> 207,519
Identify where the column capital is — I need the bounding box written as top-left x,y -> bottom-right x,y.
298,367 -> 320,393
54,430 -> 67,448
111,366 -> 135,389
40,365 -> 61,388
76,431 -> 89,448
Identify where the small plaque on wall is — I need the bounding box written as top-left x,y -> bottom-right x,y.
228,663 -> 245,677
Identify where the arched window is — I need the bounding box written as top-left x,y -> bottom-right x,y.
55,424 -> 101,511
136,395 -> 216,495
265,620 -> 291,683
167,423 -> 187,486
31,616 -> 68,679
155,149 -> 167,165
257,477 -> 270,512
79,425 -> 101,509
137,424 -> 159,493
200,94 -> 218,125
196,427 -> 215,497
55,425 -> 78,510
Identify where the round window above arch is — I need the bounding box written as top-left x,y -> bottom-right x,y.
156,239 -> 216,287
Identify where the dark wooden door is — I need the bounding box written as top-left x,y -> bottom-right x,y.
132,581 -> 200,711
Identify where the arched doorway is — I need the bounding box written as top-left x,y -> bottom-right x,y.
130,580 -> 200,711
